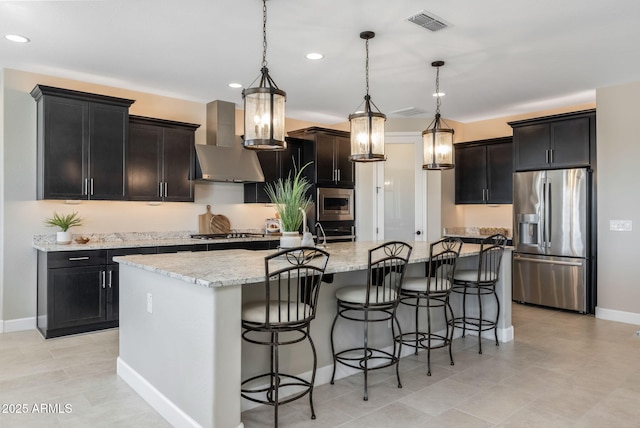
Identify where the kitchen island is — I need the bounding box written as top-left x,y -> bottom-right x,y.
115,240 -> 513,428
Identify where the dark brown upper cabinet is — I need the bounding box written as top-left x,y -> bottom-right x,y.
455,137 -> 513,204
128,116 -> 200,202
288,127 -> 354,187
509,109 -> 596,171
31,85 -> 135,200
244,137 -> 304,203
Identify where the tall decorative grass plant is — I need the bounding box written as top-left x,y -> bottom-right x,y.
265,161 -> 313,232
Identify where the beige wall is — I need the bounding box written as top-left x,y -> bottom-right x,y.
595,81 -> 640,320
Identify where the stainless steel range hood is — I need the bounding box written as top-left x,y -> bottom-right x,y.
194,100 -> 265,183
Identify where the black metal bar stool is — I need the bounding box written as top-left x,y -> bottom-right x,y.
450,233 -> 507,354
396,237 -> 463,376
329,241 -> 412,401
241,247 -> 330,427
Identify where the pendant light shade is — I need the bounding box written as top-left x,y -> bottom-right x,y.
242,0 -> 286,150
349,31 -> 386,162
423,61 -> 454,170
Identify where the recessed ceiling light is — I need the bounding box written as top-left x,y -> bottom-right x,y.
5,34 -> 30,43
228,83 -> 242,89
306,53 -> 324,60
432,92 -> 446,97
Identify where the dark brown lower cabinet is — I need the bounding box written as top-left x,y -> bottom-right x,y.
37,241 -> 280,338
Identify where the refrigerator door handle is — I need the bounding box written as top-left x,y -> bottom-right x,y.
545,180 -> 551,248
542,181 -> 551,248
513,255 -> 583,267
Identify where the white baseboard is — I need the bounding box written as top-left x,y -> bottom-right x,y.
117,358 -> 203,428
595,307 -> 640,325
1,317 -> 36,333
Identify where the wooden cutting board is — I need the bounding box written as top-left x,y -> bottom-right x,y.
210,214 -> 231,234
198,205 -> 214,234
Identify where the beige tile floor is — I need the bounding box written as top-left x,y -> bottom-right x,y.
1,304 -> 640,427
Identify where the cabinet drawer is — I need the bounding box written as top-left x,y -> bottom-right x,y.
47,250 -> 107,268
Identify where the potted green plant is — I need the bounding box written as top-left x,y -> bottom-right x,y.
44,211 -> 83,244
265,161 -> 313,248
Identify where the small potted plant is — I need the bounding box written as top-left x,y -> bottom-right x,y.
265,161 -> 313,248
44,211 -> 83,244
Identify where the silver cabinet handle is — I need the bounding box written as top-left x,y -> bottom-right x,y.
68,256 -> 90,261
164,182 -> 168,197
549,149 -> 554,163
101,271 -> 106,289
108,271 -> 113,288
84,178 -> 88,196
159,182 -> 163,198
90,178 -> 94,196
337,169 -> 341,182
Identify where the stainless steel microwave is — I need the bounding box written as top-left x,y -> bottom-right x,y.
317,187 -> 354,221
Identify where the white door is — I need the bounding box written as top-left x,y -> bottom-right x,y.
355,132 -> 442,242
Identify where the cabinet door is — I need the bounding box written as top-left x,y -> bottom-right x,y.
550,117 -> 590,168
455,145 -> 487,204
89,103 -> 128,200
513,123 -> 549,171
42,96 -> 88,199
486,142 -> 513,204
128,123 -> 162,201
315,134 -> 336,183
162,128 -> 195,202
107,265 -> 119,321
335,135 -> 355,186
48,266 -> 106,329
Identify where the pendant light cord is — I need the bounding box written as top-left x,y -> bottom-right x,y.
262,0 -> 268,68
435,65 -> 441,116
365,38 -> 370,96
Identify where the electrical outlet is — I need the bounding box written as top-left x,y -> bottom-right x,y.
147,293 -> 153,314
610,220 -> 632,232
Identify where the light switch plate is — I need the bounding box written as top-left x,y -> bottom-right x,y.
610,220 -> 632,231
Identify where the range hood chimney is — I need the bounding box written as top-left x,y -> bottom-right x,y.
194,100 -> 265,183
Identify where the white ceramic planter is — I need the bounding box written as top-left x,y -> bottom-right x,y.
56,230 -> 72,244
279,231 -> 301,249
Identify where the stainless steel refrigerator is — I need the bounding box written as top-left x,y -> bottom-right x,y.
512,168 -> 590,313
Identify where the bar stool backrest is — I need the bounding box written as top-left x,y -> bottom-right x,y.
365,241 -> 413,307
261,247 -> 330,329
427,237 -> 463,294
475,234 -> 508,285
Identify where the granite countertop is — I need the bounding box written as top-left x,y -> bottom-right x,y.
443,227 -> 512,239
115,240 -> 485,289
32,230 -> 279,252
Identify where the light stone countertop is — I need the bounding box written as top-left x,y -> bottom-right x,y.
114,240 -> 484,288
33,230 -> 279,252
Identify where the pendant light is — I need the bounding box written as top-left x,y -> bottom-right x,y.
242,0 -> 286,150
349,31 -> 386,162
423,60 -> 454,170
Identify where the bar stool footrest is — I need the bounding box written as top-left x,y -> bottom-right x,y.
241,373 -> 312,407
395,331 -> 451,350
334,347 -> 399,372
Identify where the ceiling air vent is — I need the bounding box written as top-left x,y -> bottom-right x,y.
391,107 -> 427,117
407,11 -> 449,32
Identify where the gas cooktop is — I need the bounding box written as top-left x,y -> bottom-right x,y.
190,233 -> 266,240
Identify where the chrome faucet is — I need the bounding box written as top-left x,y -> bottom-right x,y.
315,222 -> 327,248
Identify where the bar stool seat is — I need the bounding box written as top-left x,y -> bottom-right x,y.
241,246 -> 330,427
450,233 -> 507,354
